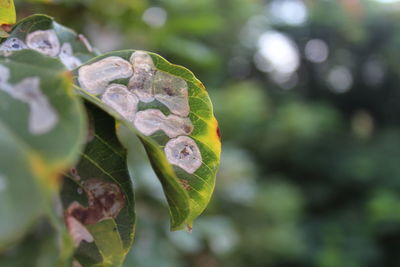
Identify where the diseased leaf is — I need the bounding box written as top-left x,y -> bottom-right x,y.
61,103 -> 135,266
0,50 -> 86,249
74,50 -> 221,230
0,14 -> 97,70
0,0 -> 16,26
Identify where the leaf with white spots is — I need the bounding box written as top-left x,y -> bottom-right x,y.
0,49 -> 86,249
0,14 -> 97,70
74,50 -> 221,230
61,103 -> 135,266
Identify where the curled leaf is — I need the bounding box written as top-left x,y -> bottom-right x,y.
74,50 -> 221,230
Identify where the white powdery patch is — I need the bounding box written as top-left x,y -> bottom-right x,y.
101,83 -> 138,122
153,71 -> 190,117
13,77 -> 59,135
164,136 -> 202,174
0,65 -> 58,135
128,51 -> 156,102
26,29 -> 60,57
0,64 -> 10,86
134,109 -> 193,138
59,43 -> 82,70
0,38 -> 27,52
78,56 -> 133,95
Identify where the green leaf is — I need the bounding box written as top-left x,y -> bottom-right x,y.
61,103 -> 135,266
0,14 -> 97,70
0,219 -> 74,267
73,50 -> 221,230
0,50 -> 86,249
0,0 -> 16,25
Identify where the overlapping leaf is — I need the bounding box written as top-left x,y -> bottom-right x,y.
0,49 -> 86,249
0,15 -> 137,265
73,50 -> 221,230
61,103 -> 135,266
0,14 -> 97,69
0,219 -> 74,267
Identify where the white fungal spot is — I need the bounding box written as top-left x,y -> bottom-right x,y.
78,34 -> 93,53
0,66 -> 58,135
0,38 -> 27,51
77,187 -> 83,195
128,51 -> 156,102
101,83 -> 138,121
130,50 -> 155,67
153,71 -> 190,117
14,77 -> 58,134
0,175 -> 7,192
26,29 -> 60,57
59,43 -> 82,70
134,109 -> 193,138
164,136 -> 202,174
65,209 -> 94,247
0,64 -> 10,86
78,56 -> 133,95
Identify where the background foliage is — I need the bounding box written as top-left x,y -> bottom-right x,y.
3,0 -> 400,266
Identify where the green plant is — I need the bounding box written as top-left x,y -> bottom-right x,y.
0,3 -> 221,266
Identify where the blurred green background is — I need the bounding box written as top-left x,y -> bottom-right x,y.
10,0 -> 400,266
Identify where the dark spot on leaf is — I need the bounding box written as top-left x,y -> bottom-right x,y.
70,168 -> 77,175
183,124 -> 192,134
180,146 -> 192,158
65,179 -> 125,226
43,40 -> 52,48
0,24 -> 12,33
163,86 -> 175,96
70,205 -> 90,223
179,179 -> 192,191
216,127 -> 221,140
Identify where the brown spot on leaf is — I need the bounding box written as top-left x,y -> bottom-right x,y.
183,124 -> 193,134
85,179 -> 125,219
1,24 -> 12,33
179,179 -> 192,191
163,86 -> 175,96
216,127 -> 221,141
69,167 -> 81,181
65,212 -> 94,247
65,179 -> 126,245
